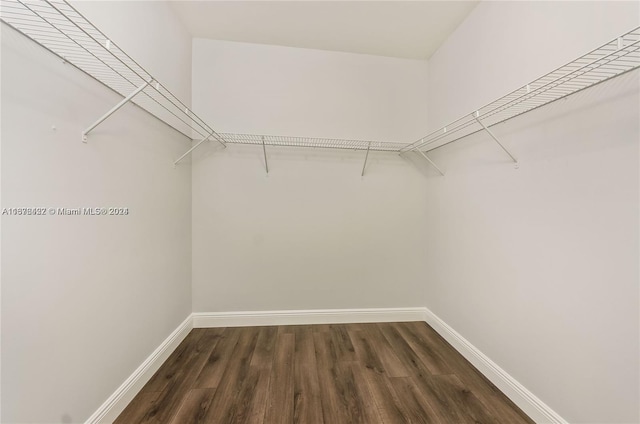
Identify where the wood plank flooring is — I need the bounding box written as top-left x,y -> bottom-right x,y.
115,322 -> 534,424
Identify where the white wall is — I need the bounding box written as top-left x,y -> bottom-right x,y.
423,2 -> 639,423
72,0 -> 193,107
192,39 -> 428,141
1,1 -> 193,422
427,1 -> 640,130
191,39 -> 431,313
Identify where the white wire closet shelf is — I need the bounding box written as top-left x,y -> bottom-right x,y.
220,133 -> 405,152
401,26 -> 640,159
214,133 -> 405,175
0,0 -> 226,147
2,0 -> 638,172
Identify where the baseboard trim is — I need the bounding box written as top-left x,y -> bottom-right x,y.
192,307 -> 426,328
422,307 -> 568,424
84,314 -> 193,424
86,307 -> 567,424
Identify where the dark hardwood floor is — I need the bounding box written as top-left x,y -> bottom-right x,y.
115,322 -> 534,424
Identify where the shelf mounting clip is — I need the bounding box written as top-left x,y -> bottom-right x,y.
474,111 -> 518,164
82,79 -> 152,142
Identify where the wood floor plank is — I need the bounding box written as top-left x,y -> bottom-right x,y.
313,332 -> 352,423
376,322 -> 431,379
412,373 -> 497,424
250,326 -> 278,369
264,332 -> 295,424
200,327 -> 260,423
115,322 -> 533,424
395,322 -> 454,376
204,328 -> 276,424
407,322 -> 535,423
212,327 -> 277,424
362,323 -> 411,377
292,326 -> 323,424
277,325 -> 295,335
389,377 -> 442,424
349,330 -> 410,423
226,365 -> 264,424
193,327 -> 242,389
242,327 -> 279,424
348,329 -> 385,374
142,329 -> 206,393
114,391 -> 160,424
377,323 -> 495,423
311,324 -> 332,333
328,324 -> 358,362
167,388 -> 215,424
346,362 -> 385,423
134,329 -> 223,424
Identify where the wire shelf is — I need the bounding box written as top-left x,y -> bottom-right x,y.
401,26 -> 640,153
219,133 -> 405,152
2,0 -> 637,164
0,0 -> 225,144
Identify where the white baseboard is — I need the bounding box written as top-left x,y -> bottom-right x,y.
192,307 -> 426,328
86,307 -> 566,424
84,315 -> 193,424
422,307 -> 568,424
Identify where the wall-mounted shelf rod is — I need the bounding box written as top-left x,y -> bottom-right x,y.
401,26 -> 640,156
0,0 -> 225,147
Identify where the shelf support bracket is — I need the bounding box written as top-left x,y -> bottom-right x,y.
174,133 -> 212,166
82,79 -> 152,142
474,114 -> 518,163
262,136 -> 269,174
210,132 -> 227,149
415,149 -> 444,176
361,142 -> 371,176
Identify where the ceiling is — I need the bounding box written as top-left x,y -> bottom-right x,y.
170,1 -> 479,60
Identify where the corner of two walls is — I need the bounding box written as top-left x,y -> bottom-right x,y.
422,1 -> 639,423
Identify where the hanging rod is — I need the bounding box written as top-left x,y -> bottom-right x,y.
401,26 -> 640,155
0,0 -> 226,147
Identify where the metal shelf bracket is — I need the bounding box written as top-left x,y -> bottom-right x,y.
262,136 -> 269,174
174,133 -> 212,166
361,141 -> 371,176
173,132 -> 227,166
474,111 -> 518,164
82,79 -> 152,142
415,149 -> 444,176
